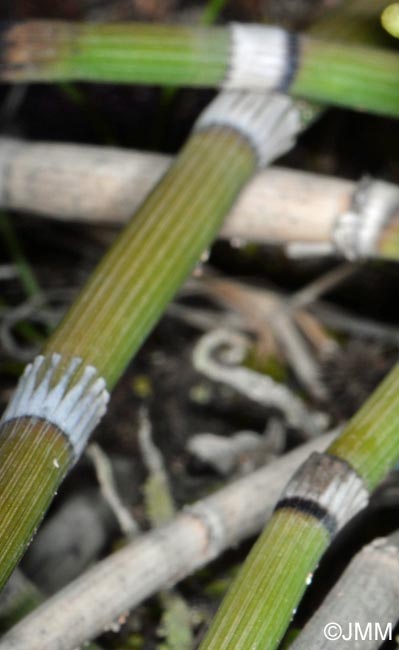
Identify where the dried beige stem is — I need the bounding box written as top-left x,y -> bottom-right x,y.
0,433 -> 335,650
87,444 -> 139,539
0,139 -> 371,247
291,533 -> 399,650
0,138 -> 171,224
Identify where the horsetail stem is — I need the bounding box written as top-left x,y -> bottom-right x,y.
0,20 -> 397,116
196,2 -> 399,648
198,360 -> 399,649
329,364 -> 399,490
0,91 -> 305,590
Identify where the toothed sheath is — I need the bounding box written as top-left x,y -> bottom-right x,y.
0,90 -> 304,589
198,361 -> 399,650
0,20 -> 397,116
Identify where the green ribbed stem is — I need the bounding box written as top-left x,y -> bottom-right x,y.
200,511 -> 328,650
293,0 -> 398,114
199,362 -> 399,650
68,24 -> 228,85
196,3 -> 399,649
63,23 -> 229,86
293,37 -> 399,116
2,21 -> 398,117
0,126 -> 257,590
45,129 -> 256,387
0,420 -> 72,591
329,363 -> 399,490
4,22 -> 229,86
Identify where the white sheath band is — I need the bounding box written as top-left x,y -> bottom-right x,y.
195,90 -> 301,167
279,452 -> 368,532
334,179 -> 399,259
224,24 -> 291,91
0,354 -> 109,458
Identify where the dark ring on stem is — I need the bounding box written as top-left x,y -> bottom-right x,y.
278,32 -> 300,91
274,496 -> 338,536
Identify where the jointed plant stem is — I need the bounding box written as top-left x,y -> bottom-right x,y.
198,361 -> 399,649
45,130 -> 255,387
0,433 -> 337,650
0,91 -> 303,591
1,20 -> 397,116
196,2 -> 399,648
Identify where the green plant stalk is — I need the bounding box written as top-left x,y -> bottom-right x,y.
200,511 -> 328,649
0,419 -> 72,593
0,131 -> 254,591
1,21 -> 398,117
329,363 -> 399,490
196,3 -> 399,647
45,130 -> 255,386
198,362 -> 399,649
293,37 -> 398,114
2,22 -> 228,86
0,91 -> 302,591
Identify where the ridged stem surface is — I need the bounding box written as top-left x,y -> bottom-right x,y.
45,130 -> 255,387
200,511 -> 328,650
2,21 -> 398,116
0,420 -> 71,588
196,3 -> 399,649
293,38 -> 399,116
61,23 -> 229,86
198,362 -> 399,650
0,127 -> 256,590
329,363 -> 399,490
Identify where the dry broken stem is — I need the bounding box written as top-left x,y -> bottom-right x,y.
0,139 -> 397,261
0,433 -> 336,650
291,531 -> 399,650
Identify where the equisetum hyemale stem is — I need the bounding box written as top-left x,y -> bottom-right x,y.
197,362 -> 399,650
0,434 -> 336,650
0,90 -> 305,590
0,20 -> 398,116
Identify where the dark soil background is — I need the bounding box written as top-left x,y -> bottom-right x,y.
0,1 -> 398,649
